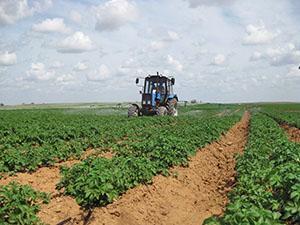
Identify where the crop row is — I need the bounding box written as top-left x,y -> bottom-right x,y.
0,108 -> 240,173
0,110 -> 190,173
0,182 -> 49,225
57,115 -> 240,207
263,110 -> 300,129
205,113 -> 300,224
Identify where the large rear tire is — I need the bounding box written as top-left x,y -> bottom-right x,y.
156,106 -> 168,116
167,98 -> 178,116
128,105 -> 139,117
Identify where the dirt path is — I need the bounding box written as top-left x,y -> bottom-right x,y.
281,124 -> 300,142
38,112 -> 250,225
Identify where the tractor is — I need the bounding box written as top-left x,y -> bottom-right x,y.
128,72 -> 178,117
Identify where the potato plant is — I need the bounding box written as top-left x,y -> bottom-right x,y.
0,109 -> 239,173
0,110 -> 182,172
57,115 -> 240,207
264,110 -> 300,129
0,182 -> 49,225
204,113 -> 300,224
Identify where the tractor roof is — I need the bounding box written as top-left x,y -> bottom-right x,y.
145,75 -> 172,81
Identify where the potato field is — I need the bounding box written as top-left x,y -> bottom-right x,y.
0,103 -> 299,225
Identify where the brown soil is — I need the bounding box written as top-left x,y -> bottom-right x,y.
0,150 -> 114,194
39,112 -> 250,225
281,124 -> 300,142
0,150 -> 115,225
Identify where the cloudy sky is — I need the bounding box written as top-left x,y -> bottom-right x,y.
0,0 -> 300,105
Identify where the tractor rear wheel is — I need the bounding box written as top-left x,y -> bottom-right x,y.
156,106 -> 168,116
128,105 -> 139,117
167,98 -> 178,116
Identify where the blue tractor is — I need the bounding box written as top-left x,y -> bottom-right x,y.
128,72 -> 178,117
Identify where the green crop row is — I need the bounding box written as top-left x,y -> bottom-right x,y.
263,110 -> 300,129
0,110 -> 122,172
57,115 -> 240,207
0,182 -> 49,225
204,113 -> 300,225
0,108 -> 241,224
0,110 -> 185,173
259,103 -> 300,112
0,108 -> 239,173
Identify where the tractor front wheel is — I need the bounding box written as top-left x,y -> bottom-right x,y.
128,105 -> 139,117
156,106 -> 168,116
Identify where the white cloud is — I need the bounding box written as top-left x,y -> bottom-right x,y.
50,61 -> 64,68
1,0 -> 300,104
268,49 -> 300,66
0,0 -> 52,25
250,51 -> 263,61
94,0 -> 138,31
243,22 -> 278,45
31,0 -> 52,12
149,41 -> 165,51
166,31 -> 180,41
86,64 -> 110,81
56,74 -> 75,83
57,32 -> 93,53
167,55 -> 183,72
211,54 -> 226,65
32,18 -> 71,33
73,62 -> 88,71
250,44 -> 300,66
286,66 -> 300,78
25,63 -> 55,81
0,52 -> 17,66
186,0 -> 236,8
70,10 -> 82,24
149,31 -> 179,51
116,67 -> 130,77
0,0 -> 31,25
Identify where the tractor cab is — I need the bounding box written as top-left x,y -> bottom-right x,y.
129,72 -> 178,117
140,75 -> 175,109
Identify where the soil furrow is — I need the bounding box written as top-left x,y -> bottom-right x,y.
38,112 -> 250,225
0,150 -> 114,194
281,124 -> 300,143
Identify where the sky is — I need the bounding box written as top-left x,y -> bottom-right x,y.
0,0 -> 300,105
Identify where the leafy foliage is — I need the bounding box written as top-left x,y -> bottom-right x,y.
260,103 -> 300,128
57,115 -> 239,207
57,156 -> 156,207
0,182 -> 49,225
264,110 -> 300,129
204,113 -> 300,225
0,110 -> 178,172
0,106 -> 241,221
0,109 -> 240,173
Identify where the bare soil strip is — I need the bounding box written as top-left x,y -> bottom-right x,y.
281,124 -> 300,142
38,112 -> 250,225
0,150 -> 114,193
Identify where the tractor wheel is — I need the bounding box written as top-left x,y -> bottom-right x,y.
156,106 -> 168,116
167,98 -> 178,116
128,105 -> 139,117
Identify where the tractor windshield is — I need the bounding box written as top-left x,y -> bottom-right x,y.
145,80 -> 166,95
